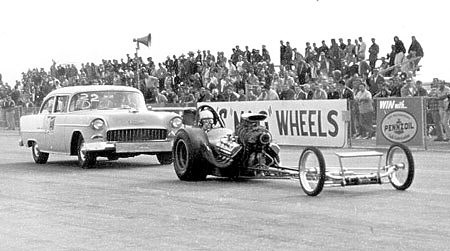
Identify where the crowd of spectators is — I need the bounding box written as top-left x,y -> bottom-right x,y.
1,35 -> 449,141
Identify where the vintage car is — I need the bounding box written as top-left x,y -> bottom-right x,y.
173,105 -> 415,196
19,85 -> 183,168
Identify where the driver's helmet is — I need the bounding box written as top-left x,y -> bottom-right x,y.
199,110 -> 214,131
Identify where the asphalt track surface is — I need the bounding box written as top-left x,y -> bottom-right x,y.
0,132 -> 449,250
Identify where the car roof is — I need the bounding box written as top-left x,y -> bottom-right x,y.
46,85 -> 142,96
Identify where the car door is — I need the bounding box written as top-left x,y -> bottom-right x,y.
47,95 -> 69,152
39,96 -> 55,151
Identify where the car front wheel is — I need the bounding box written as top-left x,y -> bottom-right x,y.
387,143 -> 414,190
31,142 -> 49,164
77,137 -> 97,169
298,147 -> 326,196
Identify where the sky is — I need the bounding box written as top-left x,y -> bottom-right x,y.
0,0 -> 448,85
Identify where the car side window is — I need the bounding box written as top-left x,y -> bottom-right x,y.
55,96 -> 69,113
69,93 -> 94,111
40,97 -> 55,114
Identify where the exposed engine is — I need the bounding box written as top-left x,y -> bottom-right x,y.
235,113 -> 278,168
211,113 -> 279,170
215,134 -> 242,161
235,113 -> 272,149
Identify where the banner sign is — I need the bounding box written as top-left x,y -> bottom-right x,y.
199,100 -> 348,147
376,97 -> 425,147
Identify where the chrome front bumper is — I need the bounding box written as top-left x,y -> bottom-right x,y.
84,140 -> 173,153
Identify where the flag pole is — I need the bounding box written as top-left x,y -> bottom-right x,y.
135,41 -> 140,89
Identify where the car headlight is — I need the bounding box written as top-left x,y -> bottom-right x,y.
91,118 -> 105,130
170,117 -> 183,129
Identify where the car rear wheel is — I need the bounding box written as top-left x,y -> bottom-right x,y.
77,137 -> 97,169
157,152 -> 173,165
173,130 -> 207,181
31,142 -> 49,164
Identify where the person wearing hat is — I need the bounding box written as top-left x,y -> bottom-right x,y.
354,80 -> 375,139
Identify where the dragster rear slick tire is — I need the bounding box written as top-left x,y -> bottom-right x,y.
173,130 -> 207,181
298,147 -> 326,196
386,143 -> 414,191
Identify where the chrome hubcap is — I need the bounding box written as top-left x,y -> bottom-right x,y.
389,147 -> 408,186
79,142 -> 87,161
299,151 -> 320,192
33,143 -> 40,156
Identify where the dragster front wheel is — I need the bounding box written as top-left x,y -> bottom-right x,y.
298,147 -> 326,196
386,143 -> 414,190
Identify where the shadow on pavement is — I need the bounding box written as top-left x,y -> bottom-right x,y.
3,159 -> 162,173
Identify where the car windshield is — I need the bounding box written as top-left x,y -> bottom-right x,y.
69,91 -> 146,111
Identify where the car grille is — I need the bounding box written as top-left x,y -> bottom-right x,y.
107,129 -> 167,142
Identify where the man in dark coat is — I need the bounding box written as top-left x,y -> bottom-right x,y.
280,40 -> 286,66
368,68 -> 384,96
284,42 -> 293,70
408,36 -> 423,58
329,39 -> 341,71
318,40 -> 329,57
368,38 -> 379,71
408,36 -> 424,74
393,36 -> 406,65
